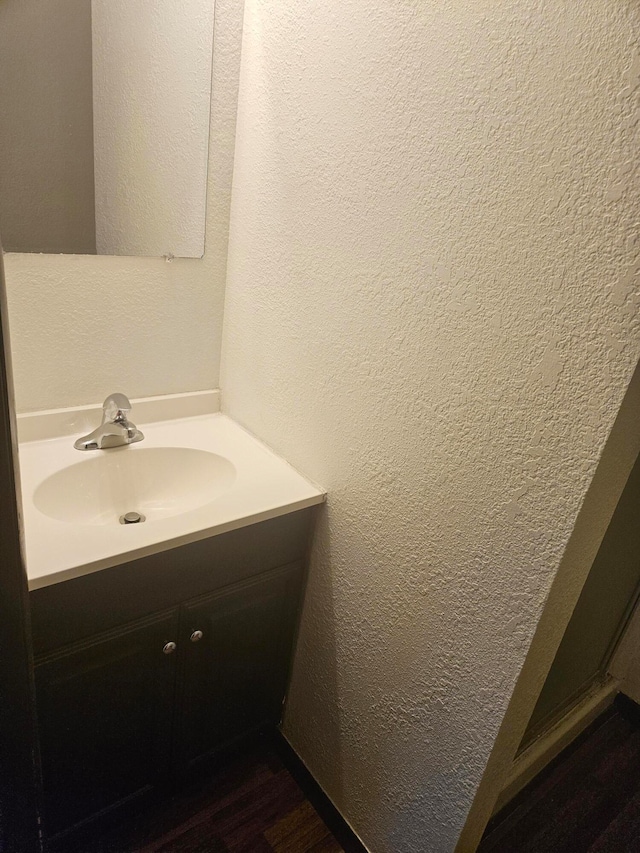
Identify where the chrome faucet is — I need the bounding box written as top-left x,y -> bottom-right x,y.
74,393 -> 144,451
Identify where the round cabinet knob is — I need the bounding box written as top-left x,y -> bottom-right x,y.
190,630 -> 204,643
162,642 -> 177,655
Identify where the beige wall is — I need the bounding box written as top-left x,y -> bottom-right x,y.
0,0 -> 96,254
3,0 -> 244,413
221,2 -> 640,851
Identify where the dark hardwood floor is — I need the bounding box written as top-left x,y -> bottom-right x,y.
50,732 -> 365,853
479,694 -> 640,853
47,695 -> 640,853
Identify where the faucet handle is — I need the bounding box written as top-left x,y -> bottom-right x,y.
103,393 -> 132,423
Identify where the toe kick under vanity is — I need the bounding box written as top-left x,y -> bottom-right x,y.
18,393 -> 325,844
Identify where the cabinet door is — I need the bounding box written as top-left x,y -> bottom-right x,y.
177,564 -> 301,769
35,609 -> 180,836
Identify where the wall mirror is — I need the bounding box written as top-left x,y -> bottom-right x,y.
0,0 -> 215,258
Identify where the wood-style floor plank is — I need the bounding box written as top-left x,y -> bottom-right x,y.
53,734 -> 355,853
265,800 -> 343,852
587,785 -> 640,852
134,763 -> 277,853
305,838 -> 345,853
203,772 -> 305,850
480,696 -> 640,853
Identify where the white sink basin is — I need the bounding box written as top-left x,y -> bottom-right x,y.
17,403 -> 325,590
33,446 -> 236,525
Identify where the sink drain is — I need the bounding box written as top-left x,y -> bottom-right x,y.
119,511 -> 146,525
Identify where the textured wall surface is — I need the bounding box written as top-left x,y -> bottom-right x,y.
93,0 -> 214,258
0,0 -> 96,254
221,2 -> 640,850
4,0 -> 244,413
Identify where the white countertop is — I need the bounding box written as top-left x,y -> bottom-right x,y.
18,405 -> 325,590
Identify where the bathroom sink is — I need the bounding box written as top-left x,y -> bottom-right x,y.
33,446 -> 236,525
18,403 -> 325,590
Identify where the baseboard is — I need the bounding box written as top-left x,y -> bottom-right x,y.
493,678 -> 620,814
272,731 -> 372,853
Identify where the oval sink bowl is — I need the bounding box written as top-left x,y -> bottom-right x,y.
34,446 -> 236,525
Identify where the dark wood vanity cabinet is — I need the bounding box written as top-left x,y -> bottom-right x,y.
35,610 -> 179,836
176,567 -> 299,771
29,510 -> 314,840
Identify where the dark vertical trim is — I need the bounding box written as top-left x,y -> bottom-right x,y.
0,243 -> 42,852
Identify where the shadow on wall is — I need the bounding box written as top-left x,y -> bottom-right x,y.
284,499 -> 404,841
282,505 -> 348,808
388,770 -> 470,853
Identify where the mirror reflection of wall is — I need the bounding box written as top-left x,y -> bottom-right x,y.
0,0 -> 215,258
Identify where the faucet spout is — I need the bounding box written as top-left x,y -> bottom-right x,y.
74,393 -> 144,451
103,392 -> 133,424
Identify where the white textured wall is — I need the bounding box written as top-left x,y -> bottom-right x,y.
4,0 -> 244,413
92,0 -> 214,258
221,2 -> 640,851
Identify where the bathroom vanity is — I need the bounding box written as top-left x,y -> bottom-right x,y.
18,397 -> 324,842
30,511 -> 313,838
